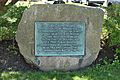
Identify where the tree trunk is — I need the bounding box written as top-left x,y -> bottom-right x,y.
10,0 -> 18,4
0,0 -> 8,6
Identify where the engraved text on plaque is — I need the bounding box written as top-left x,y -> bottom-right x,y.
35,22 -> 85,56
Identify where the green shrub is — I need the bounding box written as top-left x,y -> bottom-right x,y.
0,5 -> 27,40
102,4 -> 120,64
103,4 -> 120,46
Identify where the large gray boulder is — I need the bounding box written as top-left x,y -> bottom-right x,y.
16,4 -> 104,71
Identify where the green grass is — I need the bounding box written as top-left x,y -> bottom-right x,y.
0,63 -> 120,80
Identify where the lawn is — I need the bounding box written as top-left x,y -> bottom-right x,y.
0,63 -> 120,80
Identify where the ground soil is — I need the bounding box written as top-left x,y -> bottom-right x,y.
0,40 -> 39,72
0,39 -> 120,71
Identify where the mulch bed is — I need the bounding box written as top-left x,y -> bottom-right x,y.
0,40 -> 39,72
0,39 -> 119,71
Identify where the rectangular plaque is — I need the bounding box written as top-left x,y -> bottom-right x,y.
35,22 -> 85,56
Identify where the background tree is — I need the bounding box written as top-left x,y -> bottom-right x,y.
0,0 -> 8,6
0,0 -> 27,7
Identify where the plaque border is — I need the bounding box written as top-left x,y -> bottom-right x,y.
34,21 -> 86,56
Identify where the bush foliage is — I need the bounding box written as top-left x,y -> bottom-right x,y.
103,4 -> 120,47
0,5 -> 27,40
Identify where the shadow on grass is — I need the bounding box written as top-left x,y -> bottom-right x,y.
0,64 -> 120,80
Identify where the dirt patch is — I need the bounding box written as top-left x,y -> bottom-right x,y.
0,40 -> 39,72
93,44 -> 120,65
0,39 -> 120,71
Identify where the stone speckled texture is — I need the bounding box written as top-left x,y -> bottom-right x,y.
16,4 -> 104,71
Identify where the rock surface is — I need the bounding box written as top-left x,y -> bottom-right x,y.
16,4 -> 104,71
